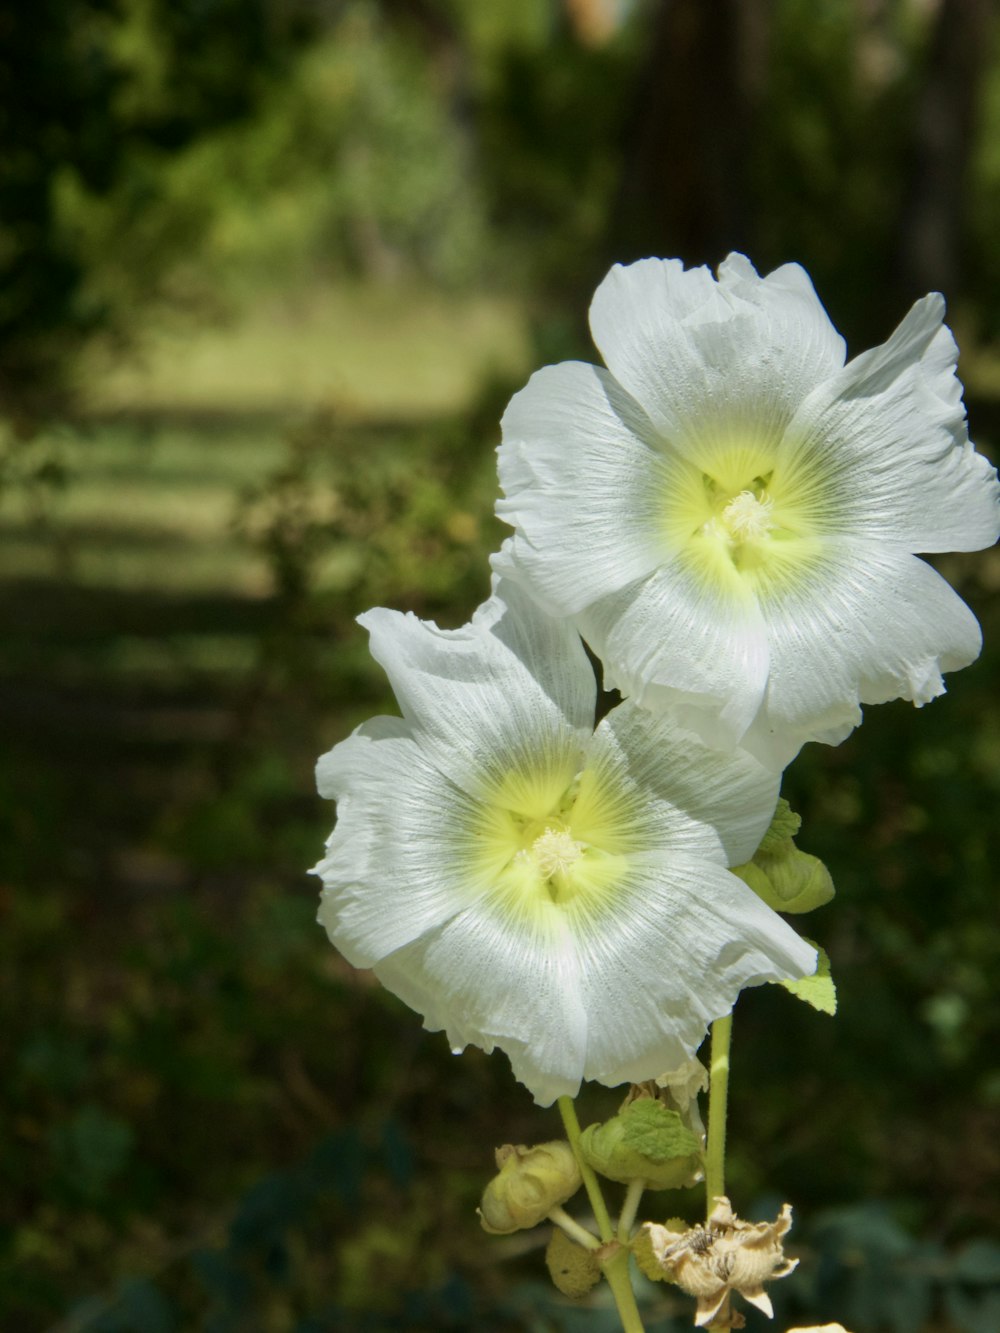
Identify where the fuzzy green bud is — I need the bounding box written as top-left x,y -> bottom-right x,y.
478,1141 -> 582,1235
732,798 -> 834,914
580,1099 -> 701,1189
545,1227 -> 601,1297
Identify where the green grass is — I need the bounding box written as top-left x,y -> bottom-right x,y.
82,281 -> 531,419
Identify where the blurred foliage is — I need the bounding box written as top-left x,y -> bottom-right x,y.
0,0 -> 318,425
5,0 -> 1000,1329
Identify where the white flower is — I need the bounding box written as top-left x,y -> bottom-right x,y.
496,254 -> 1000,768
312,580 -> 816,1105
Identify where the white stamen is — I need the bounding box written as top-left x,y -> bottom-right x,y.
532,827 -> 585,879
722,490 -> 774,542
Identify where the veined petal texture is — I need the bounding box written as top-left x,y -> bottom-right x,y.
498,252 -> 999,765
359,577 -> 594,804
314,586 -> 815,1105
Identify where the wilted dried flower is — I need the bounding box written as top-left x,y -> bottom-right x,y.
643,1196 -> 798,1327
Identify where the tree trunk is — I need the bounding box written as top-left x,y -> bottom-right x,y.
897,0 -> 999,301
606,0 -> 772,267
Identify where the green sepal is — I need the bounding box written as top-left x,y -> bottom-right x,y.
731,799 -> 834,914
756,797 -> 801,851
779,943 -> 837,1015
580,1100 -> 701,1188
631,1225 -> 672,1283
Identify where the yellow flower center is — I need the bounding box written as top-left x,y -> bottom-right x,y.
661,443 -> 827,598
467,766 -> 631,914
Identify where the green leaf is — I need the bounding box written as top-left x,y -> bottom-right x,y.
620,1100 -> 700,1162
779,944 -> 837,1015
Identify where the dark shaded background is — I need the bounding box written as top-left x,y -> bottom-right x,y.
2,1 -> 1000,1329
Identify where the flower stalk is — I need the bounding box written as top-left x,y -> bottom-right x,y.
558,1095 -> 646,1332
705,1014 -> 734,1333
617,1176 -> 646,1243
558,1095 -> 614,1242
548,1205 -> 602,1251
704,1012 -> 732,1217
601,1244 -> 646,1333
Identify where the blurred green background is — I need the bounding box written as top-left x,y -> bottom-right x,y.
3,1 -> 1000,1329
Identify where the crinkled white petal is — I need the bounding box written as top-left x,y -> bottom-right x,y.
589,702 -> 782,867
313,717 -> 486,964
572,854 -> 816,1093
739,540 -> 984,768
783,294 -> 1000,551
497,361 -> 671,613
588,253 -> 846,458
359,579 -> 594,802
373,852 -> 815,1105
577,561 -> 770,752
373,896 -> 588,1106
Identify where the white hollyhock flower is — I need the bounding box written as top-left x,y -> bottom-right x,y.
497,254 -> 1000,768
312,580 -> 815,1106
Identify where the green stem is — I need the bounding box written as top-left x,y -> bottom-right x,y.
704,1014 -> 734,1333
704,1012 -> 733,1217
557,1095 -> 614,1242
602,1245 -> 646,1333
558,1095 -> 645,1333
547,1205 -> 601,1251
617,1177 -> 646,1243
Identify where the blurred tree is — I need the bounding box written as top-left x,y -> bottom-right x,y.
607,0 -> 771,267
602,0 -> 1000,337
897,0 -> 1000,302
0,0 -> 318,429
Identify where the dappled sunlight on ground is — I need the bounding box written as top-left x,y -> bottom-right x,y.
81,281 -> 531,419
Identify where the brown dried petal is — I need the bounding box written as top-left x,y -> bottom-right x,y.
674,1251 -> 730,1301
643,1199 -> 797,1327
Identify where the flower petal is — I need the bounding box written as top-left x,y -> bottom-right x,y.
372,892 -> 590,1106
359,580 -> 594,801
372,852 -> 814,1106
571,854 -> 816,1093
783,294 -> 1000,552
496,361 -> 672,613
587,701 -> 782,867
313,717 -> 487,964
577,560 -> 770,752
588,254 -> 846,458
743,540 -> 984,767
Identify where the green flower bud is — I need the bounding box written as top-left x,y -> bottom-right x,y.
732,799 -> 834,914
545,1227 -> 601,1297
478,1141 -> 582,1234
757,797 -> 801,850
580,1099 -> 701,1189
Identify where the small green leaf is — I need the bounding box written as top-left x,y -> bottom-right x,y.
620,1100 -> 701,1163
779,944 -> 837,1015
